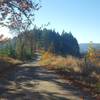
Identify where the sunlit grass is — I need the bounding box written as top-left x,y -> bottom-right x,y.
39,52 -> 100,89
40,52 -> 82,72
0,56 -> 22,65
0,56 -> 23,73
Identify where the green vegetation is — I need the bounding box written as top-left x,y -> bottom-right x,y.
0,28 -> 80,59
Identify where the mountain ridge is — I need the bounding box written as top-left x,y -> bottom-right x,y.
79,43 -> 100,53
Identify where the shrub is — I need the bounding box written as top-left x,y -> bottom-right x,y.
40,52 -> 82,72
41,52 -> 54,60
40,51 -> 100,79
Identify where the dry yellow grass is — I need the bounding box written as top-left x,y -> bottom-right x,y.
40,52 -> 100,74
0,56 -> 23,72
40,52 -> 100,91
40,52 -> 83,72
0,56 -> 22,65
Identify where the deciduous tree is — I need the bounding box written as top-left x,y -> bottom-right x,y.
0,0 -> 41,31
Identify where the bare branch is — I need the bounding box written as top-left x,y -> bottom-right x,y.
0,0 -> 41,32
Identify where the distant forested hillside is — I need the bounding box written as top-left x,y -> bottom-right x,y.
80,43 -> 100,53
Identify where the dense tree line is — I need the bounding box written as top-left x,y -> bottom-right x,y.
41,29 -> 80,56
1,27 -> 80,59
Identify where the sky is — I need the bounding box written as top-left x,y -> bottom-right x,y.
34,0 -> 100,43
0,27 -> 12,38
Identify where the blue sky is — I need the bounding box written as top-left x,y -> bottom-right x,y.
34,0 -> 100,43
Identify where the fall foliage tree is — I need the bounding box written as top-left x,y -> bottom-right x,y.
87,41 -> 96,63
0,0 -> 41,31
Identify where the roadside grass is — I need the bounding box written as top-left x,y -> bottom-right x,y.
0,56 -> 22,65
40,52 -> 83,72
40,52 -> 100,75
39,52 -> 100,96
0,56 -> 23,73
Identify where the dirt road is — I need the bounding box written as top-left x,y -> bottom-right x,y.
0,58 -> 92,100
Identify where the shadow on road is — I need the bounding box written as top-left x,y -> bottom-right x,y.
0,63 -> 91,100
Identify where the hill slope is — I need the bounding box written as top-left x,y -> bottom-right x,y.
79,43 -> 100,53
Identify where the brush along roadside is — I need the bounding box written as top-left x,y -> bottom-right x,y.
39,52 -> 100,99
0,56 -> 23,73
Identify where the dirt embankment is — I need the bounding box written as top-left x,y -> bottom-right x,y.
0,57 -> 22,73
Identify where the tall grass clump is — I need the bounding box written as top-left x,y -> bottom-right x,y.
40,52 -> 83,72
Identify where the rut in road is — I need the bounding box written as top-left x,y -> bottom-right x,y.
0,59 -> 92,100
